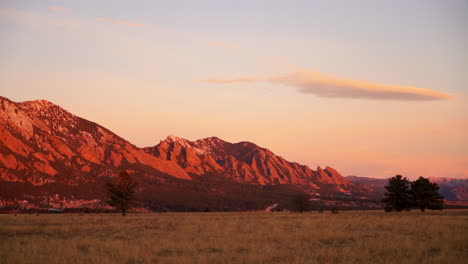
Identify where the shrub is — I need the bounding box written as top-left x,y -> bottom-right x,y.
331,207 -> 339,214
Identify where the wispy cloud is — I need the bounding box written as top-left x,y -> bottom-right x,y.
2,7 -> 155,32
1,7 -> 87,28
208,41 -> 242,50
95,17 -> 154,29
48,6 -> 71,12
114,20 -> 151,28
200,69 -> 452,101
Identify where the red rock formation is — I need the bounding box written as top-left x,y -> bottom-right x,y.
144,135 -> 369,195
0,96 -> 369,197
0,96 -> 190,185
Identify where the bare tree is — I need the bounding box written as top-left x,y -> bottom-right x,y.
106,171 -> 137,216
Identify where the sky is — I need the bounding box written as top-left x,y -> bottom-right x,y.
1,0 -> 467,179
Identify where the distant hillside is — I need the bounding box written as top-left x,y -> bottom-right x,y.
346,176 -> 468,201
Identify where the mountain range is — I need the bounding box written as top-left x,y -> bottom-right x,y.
0,96 -> 465,211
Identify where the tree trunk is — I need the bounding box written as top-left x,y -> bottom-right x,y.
122,209 -> 126,216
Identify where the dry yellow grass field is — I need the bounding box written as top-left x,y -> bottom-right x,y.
1,210 -> 467,264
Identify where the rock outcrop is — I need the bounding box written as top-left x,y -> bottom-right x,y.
144,136 -> 369,195
0,96 -> 190,185
0,96 -> 369,197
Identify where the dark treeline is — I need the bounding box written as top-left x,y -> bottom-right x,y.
0,171 -> 451,214
382,175 -> 444,212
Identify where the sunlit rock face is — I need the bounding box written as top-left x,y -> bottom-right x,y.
0,96 -> 190,185
144,135 -> 370,196
0,96 -> 369,197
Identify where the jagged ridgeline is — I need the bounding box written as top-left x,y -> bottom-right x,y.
0,96 -> 377,211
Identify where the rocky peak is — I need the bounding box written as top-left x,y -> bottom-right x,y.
18,99 -> 75,122
22,99 -> 55,107
0,97 -> 191,185
324,166 -> 341,176
143,134 -> 367,195
0,96 -> 13,104
194,136 -> 227,151
197,136 -> 223,143
1,96 -> 371,200
165,135 -> 193,148
317,166 -> 324,173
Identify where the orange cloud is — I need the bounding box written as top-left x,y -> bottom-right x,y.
208,41 -> 242,50
48,6 -> 71,12
114,20 -> 151,28
200,69 -> 452,101
96,17 -> 108,22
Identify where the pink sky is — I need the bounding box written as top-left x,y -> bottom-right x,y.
0,2 -> 467,179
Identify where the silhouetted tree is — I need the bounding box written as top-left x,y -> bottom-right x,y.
291,194 -> 310,213
411,177 -> 444,211
382,175 -> 412,212
106,171 -> 137,216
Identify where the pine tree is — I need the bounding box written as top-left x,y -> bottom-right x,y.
382,175 -> 412,212
411,177 -> 444,211
106,171 -> 138,216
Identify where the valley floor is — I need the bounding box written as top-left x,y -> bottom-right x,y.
0,210 -> 467,264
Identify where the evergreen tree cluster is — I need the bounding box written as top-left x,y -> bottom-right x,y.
382,175 -> 444,212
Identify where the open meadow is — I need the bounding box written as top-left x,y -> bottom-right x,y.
1,210 -> 467,264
